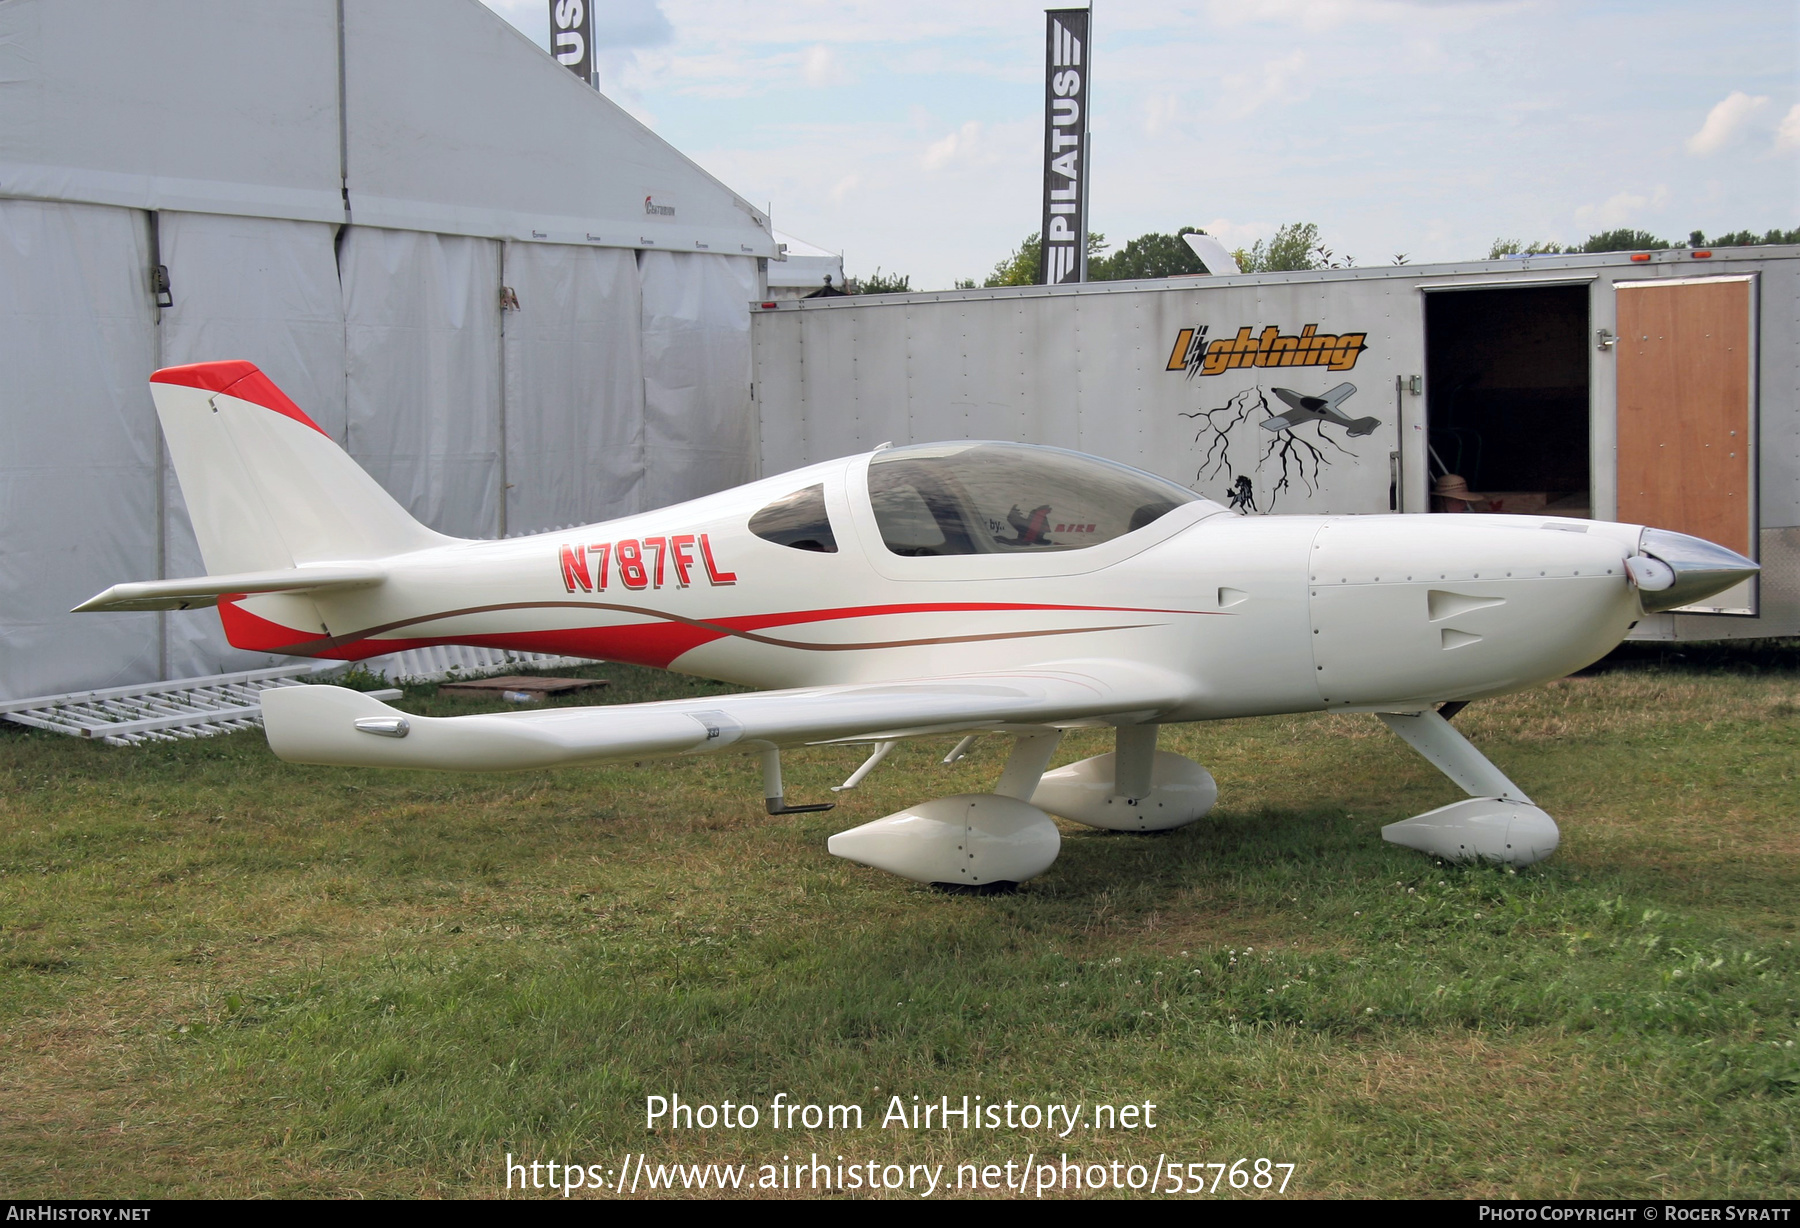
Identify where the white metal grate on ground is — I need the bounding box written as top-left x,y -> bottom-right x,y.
1,649 -> 601,747
0,664 -> 337,747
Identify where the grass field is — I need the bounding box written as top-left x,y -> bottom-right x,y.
2,651 -> 1797,1199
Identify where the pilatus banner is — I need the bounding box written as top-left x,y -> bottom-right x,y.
1040,8 -> 1090,285
549,0 -> 594,85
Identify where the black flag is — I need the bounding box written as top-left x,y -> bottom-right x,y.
1040,8 -> 1090,285
549,0 -> 594,85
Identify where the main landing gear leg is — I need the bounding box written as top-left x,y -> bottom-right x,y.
994,730 -> 1063,799
1376,708 -> 1559,866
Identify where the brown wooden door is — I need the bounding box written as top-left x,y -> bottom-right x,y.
1615,276 -> 1754,555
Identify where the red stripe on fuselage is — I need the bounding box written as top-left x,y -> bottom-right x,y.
218,598 -> 1209,667
151,360 -> 328,437
711,601 -> 1185,633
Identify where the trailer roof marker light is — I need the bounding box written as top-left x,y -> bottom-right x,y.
1630,253 -> 1651,262
1690,250 -> 1713,258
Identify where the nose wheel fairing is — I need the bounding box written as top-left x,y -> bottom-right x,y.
1376,707 -> 1557,867
1383,797 -> 1560,865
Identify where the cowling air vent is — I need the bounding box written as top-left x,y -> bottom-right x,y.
1427,590 -> 1505,622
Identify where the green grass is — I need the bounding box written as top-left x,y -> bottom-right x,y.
2,657 -> 1797,1198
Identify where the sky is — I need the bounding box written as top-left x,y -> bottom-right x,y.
481,0 -> 1799,290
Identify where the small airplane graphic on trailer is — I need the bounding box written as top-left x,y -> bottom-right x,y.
76,361 -> 1756,890
1263,382 -> 1381,437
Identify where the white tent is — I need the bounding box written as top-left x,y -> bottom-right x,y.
0,0 -> 777,701
768,232 -> 848,299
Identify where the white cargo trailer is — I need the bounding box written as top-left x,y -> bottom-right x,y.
751,246 -> 1799,641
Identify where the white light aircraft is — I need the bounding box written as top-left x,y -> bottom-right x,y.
79,361 -> 1758,890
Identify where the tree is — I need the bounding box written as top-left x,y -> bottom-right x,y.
1487,238 -> 1565,259
1233,222 -> 1341,273
981,231 -> 1109,287
1693,227 -> 1800,247
1576,229 -> 1670,253
851,268 -> 911,294
1089,227 -> 1208,280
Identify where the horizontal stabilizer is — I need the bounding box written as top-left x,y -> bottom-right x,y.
1345,416 -> 1381,437
74,564 -> 385,613
260,661 -> 1189,772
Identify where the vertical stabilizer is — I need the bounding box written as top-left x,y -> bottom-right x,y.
151,361 -> 454,575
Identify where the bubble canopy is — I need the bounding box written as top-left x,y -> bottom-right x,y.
866,442 -> 1208,557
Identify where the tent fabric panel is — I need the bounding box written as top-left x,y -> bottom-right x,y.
342,226 -> 502,541
638,251 -> 759,509
0,0 -> 343,222
0,200 -> 160,701
501,243 -> 647,534
341,0 -> 774,253
156,211 -> 349,678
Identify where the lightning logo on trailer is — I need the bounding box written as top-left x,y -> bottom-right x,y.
1167,325 -> 1369,377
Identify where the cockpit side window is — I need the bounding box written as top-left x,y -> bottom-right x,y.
749,484 -> 838,553
866,442 -> 1203,557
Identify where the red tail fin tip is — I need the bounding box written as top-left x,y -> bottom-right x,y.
150,361 -> 326,437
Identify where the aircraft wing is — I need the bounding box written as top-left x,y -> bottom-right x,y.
260,661 -> 1189,772
1320,382 -> 1357,409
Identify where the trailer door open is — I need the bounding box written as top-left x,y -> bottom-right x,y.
1423,284 -> 1591,518
1615,275 -> 1756,614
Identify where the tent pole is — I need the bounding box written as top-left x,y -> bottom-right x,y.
336,0 -> 349,220
149,209 -> 168,681
496,241 -> 509,539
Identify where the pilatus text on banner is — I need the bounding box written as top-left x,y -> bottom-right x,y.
1040,8 -> 1090,285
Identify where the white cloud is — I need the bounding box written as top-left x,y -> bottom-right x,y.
1201,0 -> 1530,35
923,121 -> 984,171
1574,185 -> 1669,230
1198,218 -> 1275,247
801,44 -> 850,88
1776,103 -> 1800,153
481,1 -> 1800,287
1145,92 -> 1182,137
1686,90 -> 1770,155
1220,51 -> 1309,118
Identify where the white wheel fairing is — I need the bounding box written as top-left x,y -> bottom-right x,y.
827,795 -> 1061,887
1030,750 -> 1217,831
1381,798 -> 1560,867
